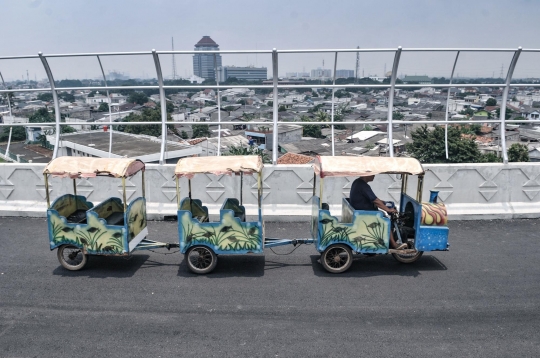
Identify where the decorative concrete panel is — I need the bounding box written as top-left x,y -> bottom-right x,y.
2,162 -> 540,220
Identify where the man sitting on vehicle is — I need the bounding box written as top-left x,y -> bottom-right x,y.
350,174 -> 407,250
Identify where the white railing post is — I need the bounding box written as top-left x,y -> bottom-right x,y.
386,46 -> 402,157
272,48 -> 279,164
0,71 -> 14,157
331,52 -> 338,156
445,51 -> 460,160
96,55 -> 114,157
152,50 -> 167,164
214,54 -> 222,156
499,47 -> 522,163
38,52 -> 62,159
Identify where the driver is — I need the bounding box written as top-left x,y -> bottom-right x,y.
350,174 -> 407,250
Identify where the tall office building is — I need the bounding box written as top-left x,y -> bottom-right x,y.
217,66 -> 268,82
311,68 -> 332,78
335,69 -> 355,78
193,36 -> 222,80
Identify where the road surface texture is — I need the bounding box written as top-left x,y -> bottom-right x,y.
1,217 -> 539,357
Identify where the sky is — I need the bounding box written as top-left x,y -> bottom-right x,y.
1,0 -> 540,82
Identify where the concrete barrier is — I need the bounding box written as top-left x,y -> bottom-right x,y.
1,162 -> 540,220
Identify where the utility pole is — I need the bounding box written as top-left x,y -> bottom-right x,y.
171,37 -> 177,80
355,46 -> 360,83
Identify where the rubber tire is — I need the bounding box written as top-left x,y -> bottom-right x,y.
321,244 -> 353,274
57,245 -> 87,271
392,250 -> 424,264
186,246 -> 218,274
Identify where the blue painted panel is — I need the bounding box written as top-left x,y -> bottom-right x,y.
316,205 -> 390,254
178,197 -> 263,255
416,226 -> 449,251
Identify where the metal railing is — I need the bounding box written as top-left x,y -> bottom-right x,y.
2,47 -> 540,164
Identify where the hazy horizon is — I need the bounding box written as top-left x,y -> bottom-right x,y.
1,0 -> 540,82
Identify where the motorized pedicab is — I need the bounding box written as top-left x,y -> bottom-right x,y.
174,155 -> 267,274
311,156 -> 449,273
44,157 -> 170,270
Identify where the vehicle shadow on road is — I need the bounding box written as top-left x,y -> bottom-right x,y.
310,254 -> 447,278
176,254 -> 265,278
52,254 -> 151,278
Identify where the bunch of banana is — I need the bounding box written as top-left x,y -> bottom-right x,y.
421,202 -> 447,226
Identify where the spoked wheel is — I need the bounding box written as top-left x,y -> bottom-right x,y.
392,250 -> 423,264
321,244 -> 353,274
57,245 -> 87,271
186,246 -> 217,274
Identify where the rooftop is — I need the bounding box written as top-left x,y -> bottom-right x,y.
195,36 -> 219,48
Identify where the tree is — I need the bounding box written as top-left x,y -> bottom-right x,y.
267,101 -> 273,107
98,103 -> 109,112
192,124 -> 211,138
486,98 -> 497,106
237,99 -> 247,105
128,92 -> 148,105
300,115 -> 322,138
166,101 -> 175,113
459,108 -> 475,117
37,93 -> 53,102
393,111 -> 404,120
508,143 -> 529,162
119,108 -> 161,137
28,108 -> 76,134
221,96 -> 228,102
58,92 -> 75,102
406,125 -> 498,164
224,145 -> 271,164
0,126 -> 26,142
180,130 -> 188,139
496,107 -> 513,120
278,105 -> 287,112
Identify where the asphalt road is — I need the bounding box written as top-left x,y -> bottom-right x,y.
1,217 -> 540,357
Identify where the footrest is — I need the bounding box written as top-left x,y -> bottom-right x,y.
106,212 -> 125,226
67,209 -> 87,223
388,249 -> 418,254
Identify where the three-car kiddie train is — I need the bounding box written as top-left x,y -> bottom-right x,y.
44,155 -> 449,274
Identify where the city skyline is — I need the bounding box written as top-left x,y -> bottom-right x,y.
1,0 -> 540,82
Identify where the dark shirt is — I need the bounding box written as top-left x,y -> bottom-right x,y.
350,178 -> 378,211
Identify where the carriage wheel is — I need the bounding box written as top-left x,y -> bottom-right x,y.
186,246 -> 217,274
392,250 -> 423,264
321,244 -> 353,274
57,245 -> 88,271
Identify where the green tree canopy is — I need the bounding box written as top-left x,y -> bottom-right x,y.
98,103 -> 109,112
508,143 -> 529,162
224,145 -> 271,164
406,125 -> 498,164
118,108 -> 161,136
192,124 -> 211,138
37,93 -> 53,102
486,98 -> 497,106
0,126 -> 26,142
300,115 -> 322,138
128,92 -> 149,105
28,108 -> 76,134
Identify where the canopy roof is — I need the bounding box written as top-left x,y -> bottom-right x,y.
43,157 -> 145,179
313,156 -> 424,178
175,156 -> 263,178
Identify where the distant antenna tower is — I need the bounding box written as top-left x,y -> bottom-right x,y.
355,46 -> 360,83
499,64 -> 504,78
384,63 -> 387,76
171,37 -> 177,80
26,70 -> 29,84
